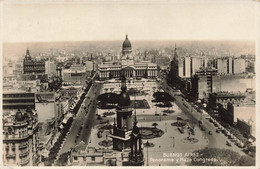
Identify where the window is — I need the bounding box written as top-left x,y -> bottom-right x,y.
74,156 -> 78,160
91,156 -> 95,161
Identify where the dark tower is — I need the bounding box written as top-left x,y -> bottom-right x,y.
127,116 -> 144,166
169,44 -> 179,85
110,74 -> 133,151
25,49 -> 32,60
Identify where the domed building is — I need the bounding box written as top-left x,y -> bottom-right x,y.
122,34 -> 132,55
2,109 -> 40,166
98,35 -> 158,80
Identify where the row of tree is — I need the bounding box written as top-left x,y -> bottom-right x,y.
189,148 -> 255,166
44,117 -> 73,166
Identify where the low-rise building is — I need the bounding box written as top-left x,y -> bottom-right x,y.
3,92 -> 36,110
218,101 -> 255,137
208,92 -> 246,109
68,141 -> 119,166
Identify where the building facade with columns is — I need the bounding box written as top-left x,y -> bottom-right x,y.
98,35 -> 158,80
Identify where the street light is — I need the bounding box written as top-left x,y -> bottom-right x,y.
146,140 -> 149,166
165,123 -> 167,133
169,136 -> 175,147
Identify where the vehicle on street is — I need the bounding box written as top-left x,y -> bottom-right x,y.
178,127 -> 184,134
200,125 -> 206,131
226,141 -> 232,147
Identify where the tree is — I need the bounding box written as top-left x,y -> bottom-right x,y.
153,92 -> 175,102
237,155 -> 255,166
56,152 -> 71,166
189,148 -> 253,166
152,123 -> 158,129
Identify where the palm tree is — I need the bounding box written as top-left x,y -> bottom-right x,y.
152,123 -> 158,129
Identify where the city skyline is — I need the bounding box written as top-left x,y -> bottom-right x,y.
2,1 -> 257,42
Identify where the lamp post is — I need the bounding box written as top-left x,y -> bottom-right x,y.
165,123 -> 167,133
146,140 -> 149,166
169,136 -> 175,147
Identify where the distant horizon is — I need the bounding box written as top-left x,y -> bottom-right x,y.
3,39 -> 256,44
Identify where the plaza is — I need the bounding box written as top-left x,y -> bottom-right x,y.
88,79 -> 211,166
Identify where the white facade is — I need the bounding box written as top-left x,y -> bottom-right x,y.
98,35 -> 158,80
233,58 -> 246,74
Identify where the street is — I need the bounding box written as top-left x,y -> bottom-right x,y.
160,78 -> 246,156
57,83 -> 102,156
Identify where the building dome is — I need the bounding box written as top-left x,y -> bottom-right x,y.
15,110 -> 25,122
118,92 -> 131,107
122,35 -> 132,50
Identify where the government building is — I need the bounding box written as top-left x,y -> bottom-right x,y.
98,35 -> 158,80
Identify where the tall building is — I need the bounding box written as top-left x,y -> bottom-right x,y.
178,56 -> 204,78
23,49 -> 45,75
191,68 -> 255,101
170,45 -> 179,80
213,57 -> 246,74
2,108 -> 40,166
110,75 -> 133,151
169,47 -> 207,93
98,35 -> 158,80
191,67 -> 219,100
45,58 -> 56,77
233,57 -> 246,74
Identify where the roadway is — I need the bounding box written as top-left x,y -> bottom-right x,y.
57,82 -> 102,156
160,77 -> 246,156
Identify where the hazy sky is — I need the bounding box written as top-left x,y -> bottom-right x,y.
2,1 -> 257,42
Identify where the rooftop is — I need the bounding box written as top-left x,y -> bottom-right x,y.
210,91 -> 246,97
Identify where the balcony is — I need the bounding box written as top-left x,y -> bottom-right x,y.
11,145 -> 16,150
20,158 -> 30,166
5,146 -> 9,150
19,151 -> 29,158
19,143 -> 28,150
4,134 -> 30,141
6,154 -> 16,158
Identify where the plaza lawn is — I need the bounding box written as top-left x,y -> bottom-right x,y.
130,100 -> 150,109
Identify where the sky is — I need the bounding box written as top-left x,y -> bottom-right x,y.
2,0 -> 258,42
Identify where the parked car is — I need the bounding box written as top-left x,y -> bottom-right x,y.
226,141 -> 232,147
178,127 -> 184,134
200,125 -> 206,131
